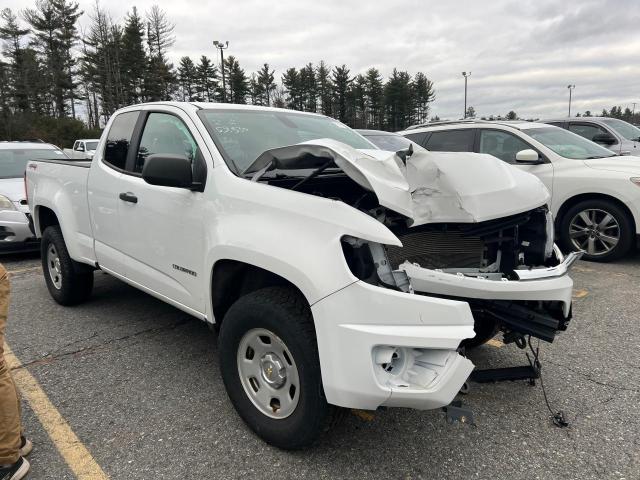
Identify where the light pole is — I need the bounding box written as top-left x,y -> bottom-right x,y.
213,40 -> 229,102
462,71 -> 471,118
567,84 -> 575,117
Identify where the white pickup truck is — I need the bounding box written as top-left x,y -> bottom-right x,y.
26,102 -> 579,449
63,139 -> 100,160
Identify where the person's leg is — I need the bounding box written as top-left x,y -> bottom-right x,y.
0,263 -> 22,466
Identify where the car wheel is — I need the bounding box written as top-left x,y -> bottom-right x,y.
41,226 -> 94,305
559,199 -> 633,262
219,286 -> 342,449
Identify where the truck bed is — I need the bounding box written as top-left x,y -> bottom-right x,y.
26,157 -> 96,265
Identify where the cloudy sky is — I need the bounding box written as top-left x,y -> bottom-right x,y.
5,0 -> 640,119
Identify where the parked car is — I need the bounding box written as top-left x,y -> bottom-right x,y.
541,117 -> 640,155
399,120 -> 640,261
63,138 -> 100,159
356,129 -> 416,151
27,103 -> 578,448
0,142 -> 65,252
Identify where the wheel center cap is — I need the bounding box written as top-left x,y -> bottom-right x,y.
260,352 -> 286,389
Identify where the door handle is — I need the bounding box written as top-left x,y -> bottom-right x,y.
119,192 -> 138,204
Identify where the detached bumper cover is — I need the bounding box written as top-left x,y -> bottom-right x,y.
400,253 -> 577,318
311,281 -> 474,411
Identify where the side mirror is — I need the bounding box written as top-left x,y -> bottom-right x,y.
515,149 -> 542,164
77,144 -> 85,152
142,154 -> 193,188
592,133 -> 617,145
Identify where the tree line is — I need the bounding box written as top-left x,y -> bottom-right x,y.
0,0 -> 436,146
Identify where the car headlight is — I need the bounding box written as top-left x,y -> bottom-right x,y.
0,195 -> 16,211
545,210 -> 554,259
630,177 -> 640,187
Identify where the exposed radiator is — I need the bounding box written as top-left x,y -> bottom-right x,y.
385,230 -> 485,270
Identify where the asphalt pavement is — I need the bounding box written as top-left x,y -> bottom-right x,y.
2,251 -> 638,480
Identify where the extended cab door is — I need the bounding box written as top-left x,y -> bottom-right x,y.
88,110 -> 141,274
115,107 -> 208,314
476,128 -> 554,195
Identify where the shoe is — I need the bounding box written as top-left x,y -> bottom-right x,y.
19,437 -> 32,457
0,457 -> 30,480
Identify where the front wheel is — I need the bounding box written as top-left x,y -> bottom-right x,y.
559,199 -> 633,262
41,226 -> 94,305
218,286 -> 342,449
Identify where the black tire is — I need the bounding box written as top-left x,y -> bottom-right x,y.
219,286 -> 341,449
558,199 -> 633,262
461,314 -> 499,349
41,226 -> 94,305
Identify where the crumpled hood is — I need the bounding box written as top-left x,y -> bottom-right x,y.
584,156 -> 640,175
0,178 -> 26,202
307,139 -> 550,226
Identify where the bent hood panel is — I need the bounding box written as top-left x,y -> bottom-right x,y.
305,139 -> 550,225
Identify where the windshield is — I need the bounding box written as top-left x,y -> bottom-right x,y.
600,118 -> 640,141
526,127 -> 616,159
362,133 -> 413,152
0,148 -> 62,178
85,141 -> 99,151
198,109 -> 374,172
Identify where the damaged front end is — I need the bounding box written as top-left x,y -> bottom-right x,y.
246,139 -> 580,348
343,208 -> 581,346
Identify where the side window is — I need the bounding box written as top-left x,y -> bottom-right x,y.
479,130 -> 533,164
104,111 -> 139,170
135,113 -> 200,174
568,123 -> 611,143
403,131 -> 428,147
425,129 -> 474,152
72,141 -> 79,150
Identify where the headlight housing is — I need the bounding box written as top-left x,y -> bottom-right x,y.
0,195 -> 16,211
630,177 -> 640,187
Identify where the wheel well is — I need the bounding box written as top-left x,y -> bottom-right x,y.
556,193 -> 636,233
210,260 -> 305,325
36,206 -> 60,235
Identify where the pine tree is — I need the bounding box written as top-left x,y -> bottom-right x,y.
299,63 -> 317,112
195,56 -> 217,102
411,72 -> 435,124
505,110 -> 517,120
350,74 -> 367,127
331,64 -> 352,123
121,7 -> 146,104
145,5 -> 175,100
282,67 -> 301,110
383,69 -> 412,130
177,56 -> 197,100
316,61 -> 333,117
224,55 -> 248,104
256,63 -> 275,106
364,67 -> 384,128
0,8 -> 32,112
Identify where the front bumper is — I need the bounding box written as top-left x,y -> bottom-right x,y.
0,210 -> 38,251
311,280 -> 475,411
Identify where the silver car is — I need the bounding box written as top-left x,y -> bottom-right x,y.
0,142 -> 65,252
542,117 -> 640,156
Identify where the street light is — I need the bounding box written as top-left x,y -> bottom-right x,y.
462,71 -> 471,118
213,40 -> 229,102
567,84 -> 575,117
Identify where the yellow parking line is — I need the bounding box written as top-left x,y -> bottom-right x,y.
485,338 -> 504,348
4,342 -> 109,480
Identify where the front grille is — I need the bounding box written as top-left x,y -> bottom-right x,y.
385,230 -> 484,269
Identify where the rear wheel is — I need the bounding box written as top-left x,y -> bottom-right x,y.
41,226 -> 94,305
219,286 -> 341,449
559,199 -> 633,262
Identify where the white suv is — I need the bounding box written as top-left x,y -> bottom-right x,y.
399,121 -> 640,261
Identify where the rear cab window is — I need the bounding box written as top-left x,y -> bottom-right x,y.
103,111 -> 140,170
